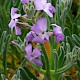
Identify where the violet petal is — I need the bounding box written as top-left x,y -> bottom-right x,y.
8,19 -> 15,29
32,48 -> 42,58
15,26 -> 22,35
56,33 -> 64,43
44,32 -> 49,42
34,0 -> 44,10
25,44 -> 32,55
12,14 -> 21,19
43,3 -> 54,17
31,18 -> 47,34
32,59 -> 43,66
36,18 -> 47,32
32,35 -> 44,43
26,31 -> 36,42
21,0 -> 30,4
11,7 -> 18,18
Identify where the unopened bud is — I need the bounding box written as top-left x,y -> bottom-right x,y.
16,22 -> 31,29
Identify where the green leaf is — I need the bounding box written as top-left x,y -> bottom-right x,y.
47,0 -> 51,3
53,50 -> 58,71
3,34 -> 11,72
78,48 -> 80,60
56,4 -> 60,25
64,75 -> 72,80
66,36 -> 74,49
4,0 -> 11,10
11,70 -> 20,80
56,63 -> 77,74
63,27 -> 71,37
72,23 -> 79,35
72,34 -> 80,47
19,67 -> 32,80
58,46 -> 65,68
1,74 -> 8,80
11,75 -> 20,80
14,0 -> 21,8
77,59 -> 80,67
61,42 -> 65,50
22,66 -> 38,80
78,72 -> 80,80
1,7 -> 9,31
74,14 -> 80,26
16,70 -> 21,79
66,43 -> 71,54
0,31 -> 7,54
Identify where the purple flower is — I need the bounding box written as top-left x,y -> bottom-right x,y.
25,44 -> 43,66
26,31 -> 36,42
31,18 -> 50,43
8,7 -> 21,35
34,0 -> 55,17
51,24 -> 64,43
21,0 -> 30,4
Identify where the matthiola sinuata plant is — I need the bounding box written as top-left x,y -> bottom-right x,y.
7,0 -> 78,80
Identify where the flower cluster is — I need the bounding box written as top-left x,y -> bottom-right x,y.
26,18 -> 50,43
9,0 -> 64,66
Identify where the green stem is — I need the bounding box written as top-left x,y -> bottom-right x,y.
41,44 -> 51,80
40,62 -> 77,74
49,37 -> 55,69
51,74 -> 60,80
34,10 -> 43,23
46,74 -> 51,80
41,44 -> 50,73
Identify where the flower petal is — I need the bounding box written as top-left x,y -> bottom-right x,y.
56,33 -> 64,43
32,48 -> 42,58
15,26 -> 21,35
32,35 -> 44,43
44,32 -> 49,42
8,19 -> 15,29
11,7 -> 18,18
31,18 -> 47,34
25,55 -> 32,61
48,4 -> 55,13
12,14 -> 21,19
36,18 -> 47,32
34,0 -> 44,10
41,0 -> 47,5
43,3 -> 55,17
32,59 -> 43,66
26,31 -> 36,42
31,24 -> 42,34
25,44 -> 32,55
21,0 -> 30,4
52,25 -> 62,36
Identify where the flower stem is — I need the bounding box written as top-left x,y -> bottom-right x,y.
41,43 -> 50,73
51,74 -> 60,80
46,74 -> 51,80
41,43 -> 52,80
